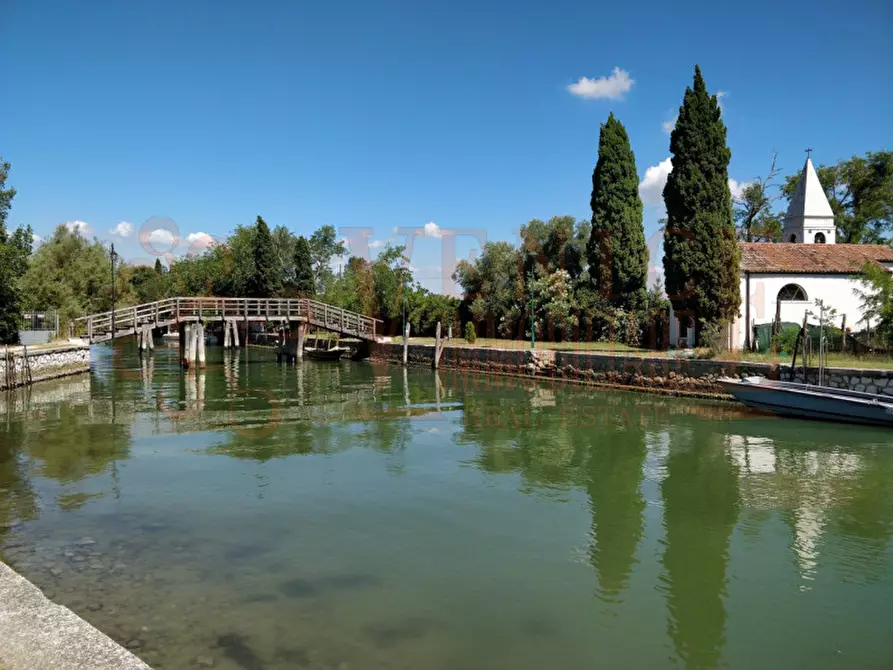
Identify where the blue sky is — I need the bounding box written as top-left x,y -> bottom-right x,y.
4,0 -> 892,292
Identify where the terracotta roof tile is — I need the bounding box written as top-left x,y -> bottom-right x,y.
739,243 -> 893,274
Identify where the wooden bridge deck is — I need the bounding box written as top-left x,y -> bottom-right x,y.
74,297 -> 382,344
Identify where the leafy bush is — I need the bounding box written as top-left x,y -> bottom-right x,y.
700,318 -> 730,356
772,325 -> 801,354
464,321 -> 477,344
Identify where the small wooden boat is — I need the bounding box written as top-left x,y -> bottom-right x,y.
718,376 -> 893,428
306,347 -> 348,361
305,331 -> 349,361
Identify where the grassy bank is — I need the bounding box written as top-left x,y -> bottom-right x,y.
395,337 -> 893,370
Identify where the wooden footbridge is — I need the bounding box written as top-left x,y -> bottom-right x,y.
74,297 -> 382,344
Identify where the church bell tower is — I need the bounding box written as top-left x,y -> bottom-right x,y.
781,150 -> 836,244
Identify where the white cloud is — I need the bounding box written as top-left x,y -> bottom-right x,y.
423,221 -> 442,239
638,157 -> 672,206
185,231 -> 216,251
64,220 -> 92,236
408,264 -> 442,276
148,228 -> 175,247
567,67 -> 634,100
32,233 -> 42,245
662,116 -> 677,135
728,178 -> 750,200
110,221 -> 133,238
369,239 -> 388,249
716,90 -> 727,110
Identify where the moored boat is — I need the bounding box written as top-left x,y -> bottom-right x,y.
718,376 -> 893,428
305,346 -> 349,361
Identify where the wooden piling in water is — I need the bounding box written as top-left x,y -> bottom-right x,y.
296,323 -> 305,361
185,324 -> 197,369
434,321 -> 443,369
196,323 -> 206,369
403,322 -> 410,365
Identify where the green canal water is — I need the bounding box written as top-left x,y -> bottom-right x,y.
1,344 -> 892,670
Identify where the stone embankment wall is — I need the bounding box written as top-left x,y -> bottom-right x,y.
369,342 -> 893,398
0,343 -> 91,391
0,562 -> 150,670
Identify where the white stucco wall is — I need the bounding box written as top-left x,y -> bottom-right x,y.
734,273 -> 877,349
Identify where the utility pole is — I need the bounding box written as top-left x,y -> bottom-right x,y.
529,270 -> 535,350
527,252 -> 536,350
110,242 -> 116,338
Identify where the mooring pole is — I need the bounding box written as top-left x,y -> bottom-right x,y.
403,322 -> 410,365
434,321 -> 442,369
110,242 -> 116,340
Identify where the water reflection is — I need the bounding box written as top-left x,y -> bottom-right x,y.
660,424 -> 740,670
1,347 -> 892,670
584,422 -> 647,601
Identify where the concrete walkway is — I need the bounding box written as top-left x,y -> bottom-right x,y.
0,562 -> 151,670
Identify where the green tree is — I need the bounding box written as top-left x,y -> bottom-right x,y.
782,151 -> 893,243
21,225 -> 136,326
453,241 -> 523,338
129,265 -> 165,303
271,224 -> 296,287
293,235 -> 315,295
529,267 -> 577,340
0,157 -> 32,343
662,66 -> 740,343
587,113 -> 647,309
735,154 -> 783,242
309,224 -> 346,293
249,216 -> 281,297
735,183 -> 782,242
520,216 -> 588,279
371,245 -> 413,330
855,260 -> 893,345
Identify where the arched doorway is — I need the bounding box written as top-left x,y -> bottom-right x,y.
814,232 -> 826,243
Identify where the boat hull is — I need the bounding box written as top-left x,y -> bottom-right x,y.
718,378 -> 893,428
305,348 -> 347,361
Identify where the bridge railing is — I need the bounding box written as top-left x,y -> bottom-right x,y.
74,297 -> 382,341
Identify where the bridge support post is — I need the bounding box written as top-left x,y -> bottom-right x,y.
184,323 -> 197,369
196,323 -> 206,369
146,327 -> 154,351
179,323 -> 187,367
224,320 -> 232,348
296,323 -> 305,361
137,328 -> 144,355
231,320 -> 240,348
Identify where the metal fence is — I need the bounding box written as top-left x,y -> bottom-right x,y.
20,311 -> 59,333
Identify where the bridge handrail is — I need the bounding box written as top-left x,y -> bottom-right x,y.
73,297 -> 382,340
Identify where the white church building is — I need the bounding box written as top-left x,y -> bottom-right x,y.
671,155 -> 893,349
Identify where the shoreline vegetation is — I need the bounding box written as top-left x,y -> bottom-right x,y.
397,336 -> 893,370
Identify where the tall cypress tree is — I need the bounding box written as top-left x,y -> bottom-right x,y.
250,216 -> 281,297
662,66 -> 740,342
293,235 -> 314,296
587,113 -> 648,310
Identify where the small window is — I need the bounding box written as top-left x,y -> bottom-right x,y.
778,284 -> 808,301
814,232 -> 826,244
789,234 -> 797,242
